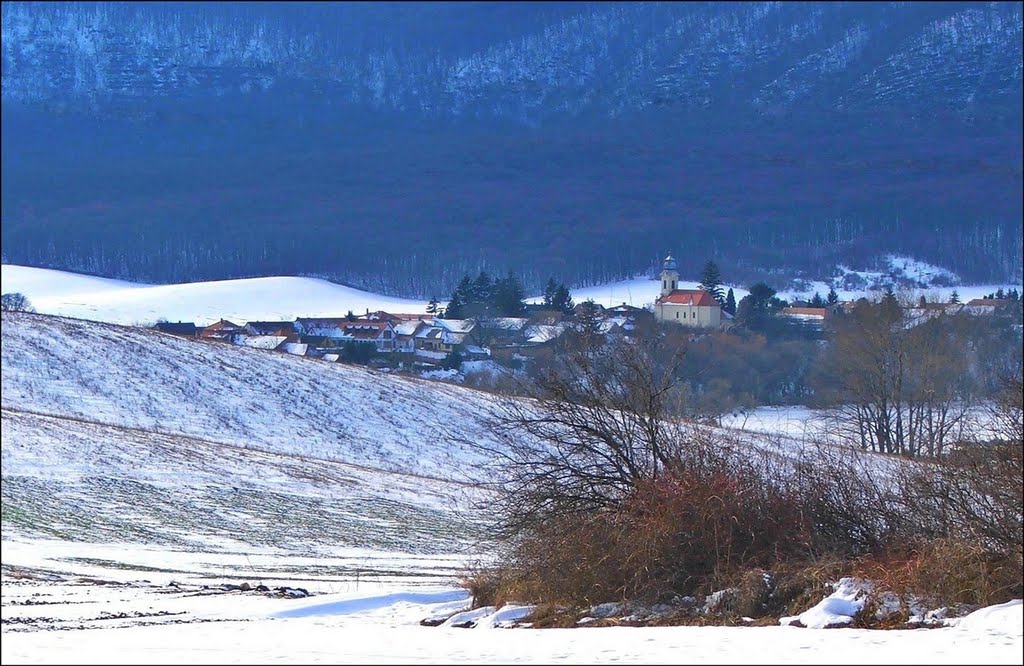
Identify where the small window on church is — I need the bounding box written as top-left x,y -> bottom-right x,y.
676,312 -> 679,319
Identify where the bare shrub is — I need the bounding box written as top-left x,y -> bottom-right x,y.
478,435 -> 815,607
469,333 -> 690,539
464,326 -> 1023,616
861,539 -> 1022,610
903,440 -> 1023,574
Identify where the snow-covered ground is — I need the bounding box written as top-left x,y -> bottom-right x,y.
1,312 -> 500,479
3,311 -> 1021,663
0,265 -> 430,326
2,540 -> 1020,665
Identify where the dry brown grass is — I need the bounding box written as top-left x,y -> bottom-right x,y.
856,539 -> 1023,609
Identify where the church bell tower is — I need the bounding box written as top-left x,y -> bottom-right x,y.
660,254 -> 679,298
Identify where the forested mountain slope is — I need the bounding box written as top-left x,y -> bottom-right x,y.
2,2 -> 1020,292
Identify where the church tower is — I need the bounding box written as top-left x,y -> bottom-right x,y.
660,254 -> 679,298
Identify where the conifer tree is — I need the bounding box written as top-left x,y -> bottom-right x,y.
950,290 -> 960,304
471,271 -> 494,304
493,272 -> 526,317
809,292 -> 826,308
724,288 -> 736,316
426,297 -> 439,315
575,299 -> 604,343
542,278 -> 559,308
826,286 -> 839,306
698,260 -> 725,305
552,284 -> 575,315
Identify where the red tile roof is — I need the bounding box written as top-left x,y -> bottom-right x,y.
657,289 -> 716,306
781,307 -> 830,318
340,321 -> 393,340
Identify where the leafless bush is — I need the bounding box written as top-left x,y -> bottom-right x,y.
463,329 -> 1023,613
465,334 -> 692,539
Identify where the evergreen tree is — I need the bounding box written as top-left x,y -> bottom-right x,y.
995,288 -> 1005,299
809,292 -> 826,308
698,260 -> 725,305
950,290 -> 960,304
552,284 -> 575,315
455,275 -> 474,301
493,272 -> 526,317
575,299 -> 604,343
445,288 -> 468,320
471,271 -> 494,304
542,278 -> 559,308
445,275 -> 474,319
441,350 -> 463,371
918,295 -> 928,308
724,288 -> 736,316
737,282 -> 785,332
426,297 -> 439,315
345,310 -> 357,322
1010,288 -> 1020,301
826,286 -> 839,306
880,286 -> 897,315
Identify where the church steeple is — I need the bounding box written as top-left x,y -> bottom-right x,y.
660,254 -> 679,298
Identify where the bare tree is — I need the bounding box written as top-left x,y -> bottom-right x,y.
819,298 -> 976,457
0,292 -> 34,312
466,333 -> 691,537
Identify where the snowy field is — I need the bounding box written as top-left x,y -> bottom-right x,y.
4,262 -> 1020,326
2,539 -> 1021,665
3,311 -> 1021,664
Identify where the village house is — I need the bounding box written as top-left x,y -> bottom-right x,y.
391,317 -> 485,363
965,298 -> 1020,312
653,255 -> 722,328
393,319 -> 426,353
294,317 -> 351,339
154,321 -> 199,338
339,320 -> 396,352
244,320 -> 295,336
780,306 -> 830,321
358,311 -> 423,324
293,317 -> 397,353
606,303 -> 654,333
199,319 -> 245,343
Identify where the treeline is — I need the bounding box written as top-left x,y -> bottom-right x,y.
3,103 -> 1021,295
638,286 -> 1023,425
439,272 -> 574,319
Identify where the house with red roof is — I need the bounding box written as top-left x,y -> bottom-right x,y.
653,255 -> 722,328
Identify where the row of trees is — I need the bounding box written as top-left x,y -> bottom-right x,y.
441,271 -> 528,319
816,293 -> 1022,457
438,272 -> 574,319
982,288 -> 1021,301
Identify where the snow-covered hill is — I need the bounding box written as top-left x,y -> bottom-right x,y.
1,265 -> 430,326
1,311 -> 507,554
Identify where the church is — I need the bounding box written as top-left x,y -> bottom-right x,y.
653,255 -> 722,328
